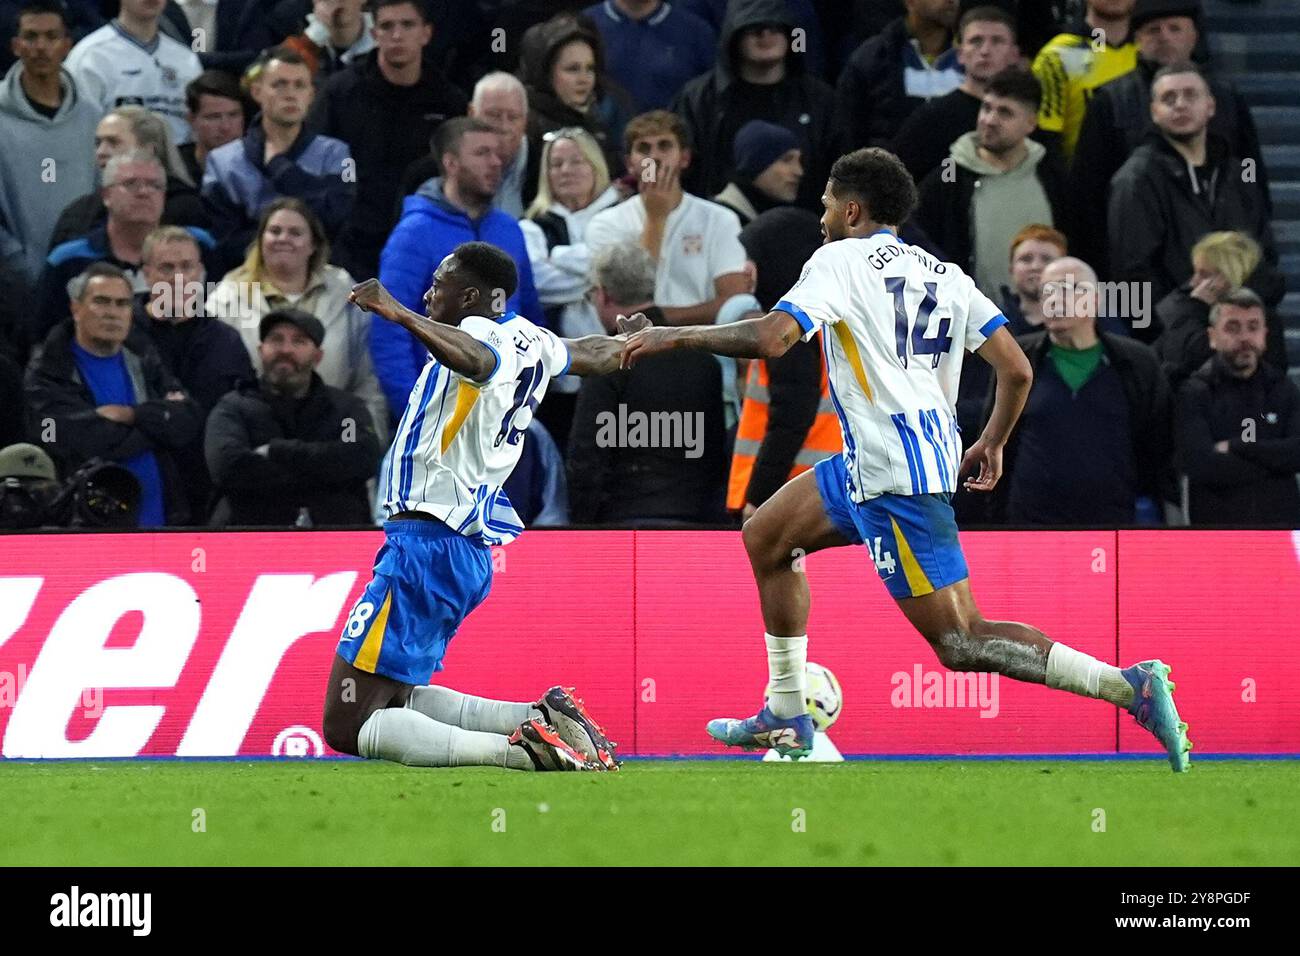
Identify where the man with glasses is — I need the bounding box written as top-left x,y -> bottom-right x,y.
310,0 -> 468,282
33,151 -> 215,342
202,45 -> 354,273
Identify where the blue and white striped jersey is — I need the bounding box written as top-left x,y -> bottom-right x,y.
775,230 -> 1008,501
380,312 -> 570,544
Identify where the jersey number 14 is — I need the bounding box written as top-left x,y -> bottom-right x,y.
886,277 -> 952,369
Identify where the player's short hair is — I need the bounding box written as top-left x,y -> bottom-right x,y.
186,69 -> 243,114
623,110 -> 691,156
985,66 -> 1041,111
1009,224 -> 1068,262
828,148 -> 917,226
590,242 -> 656,307
1209,287 -> 1266,326
434,116 -> 498,165
17,1 -> 68,30
451,242 -> 518,302
1191,231 -> 1261,291
1152,60 -> 1207,91
958,5 -> 1016,41
374,0 -> 431,23
67,262 -> 132,303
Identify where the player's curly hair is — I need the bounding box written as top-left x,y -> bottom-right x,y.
452,241 -> 518,302
828,148 -> 917,227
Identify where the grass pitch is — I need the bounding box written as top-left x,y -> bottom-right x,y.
2,759 -> 1296,866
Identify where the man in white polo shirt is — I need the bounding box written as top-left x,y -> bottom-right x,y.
65,0 -> 202,145
585,110 -> 751,327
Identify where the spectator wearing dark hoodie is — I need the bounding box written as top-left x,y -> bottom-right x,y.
582,0 -> 716,113
834,0 -> 963,150
673,0 -> 837,214
680,0 -> 828,79
915,67 -> 1066,300
1108,62 -> 1282,321
712,120 -> 804,229
517,13 -> 633,183
47,105 -> 208,253
201,45 -> 354,275
374,117 -> 543,415
1069,0 -> 1266,278
0,0 -> 100,286
309,0 -> 468,284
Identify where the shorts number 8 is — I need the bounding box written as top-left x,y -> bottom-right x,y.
345,600 -> 375,638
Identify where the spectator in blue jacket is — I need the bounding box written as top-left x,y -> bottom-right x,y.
373,116 -> 543,415
201,45 -> 354,275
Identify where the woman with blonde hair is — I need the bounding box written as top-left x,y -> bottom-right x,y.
208,196 -> 388,440
1154,230 -> 1285,385
519,127 -> 622,449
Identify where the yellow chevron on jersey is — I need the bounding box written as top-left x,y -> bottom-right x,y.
1031,30 -> 1136,158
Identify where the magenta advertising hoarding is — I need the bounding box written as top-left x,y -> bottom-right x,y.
1,529 -> 1297,758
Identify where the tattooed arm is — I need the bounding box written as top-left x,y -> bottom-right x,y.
620,311 -> 803,367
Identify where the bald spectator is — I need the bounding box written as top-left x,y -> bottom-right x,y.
995,256 -> 1172,525
0,0 -> 100,286
835,0 -> 963,150
891,4 -> 1023,183
1175,288 -> 1300,527
25,262 -> 201,526
64,0 -> 203,146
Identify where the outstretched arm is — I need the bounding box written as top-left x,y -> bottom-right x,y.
620,310 -> 803,367
350,279 -> 496,383
563,313 -> 655,376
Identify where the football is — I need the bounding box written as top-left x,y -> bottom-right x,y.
766,662 -> 843,732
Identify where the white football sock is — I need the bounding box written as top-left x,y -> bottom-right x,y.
357,707 -> 533,770
765,633 -> 808,719
406,685 -> 538,734
1046,643 -> 1134,708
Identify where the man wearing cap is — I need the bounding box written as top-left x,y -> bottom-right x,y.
1069,0 -> 1266,277
0,442 -> 61,528
204,306 -> 382,526
24,260 -> 200,527
711,120 -> 805,229
672,0 -> 837,212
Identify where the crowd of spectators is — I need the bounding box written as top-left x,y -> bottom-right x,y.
0,0 -> 1295,531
